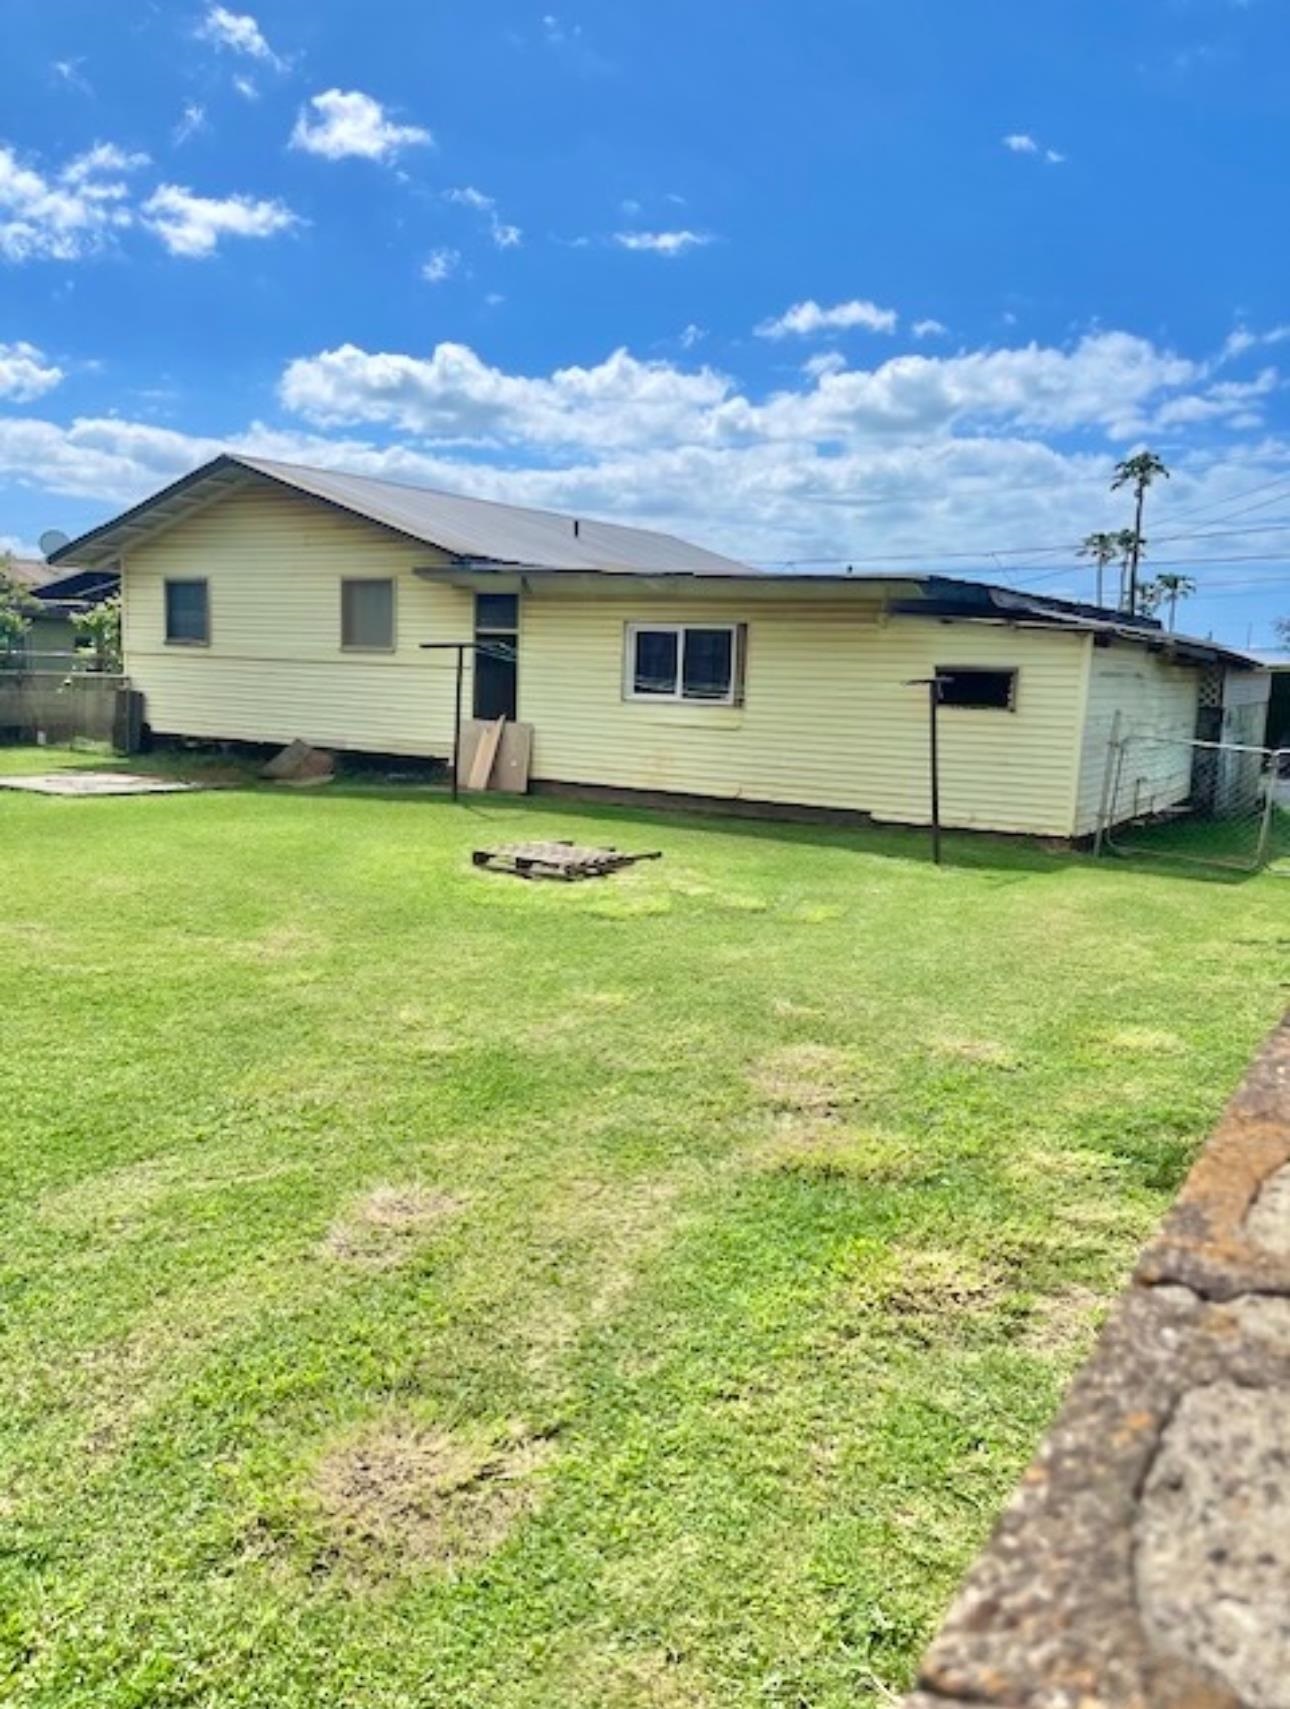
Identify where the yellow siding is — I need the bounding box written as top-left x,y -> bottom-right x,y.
1073,642 -> 1201,835
520,596 -> 1091,836
124,483 -> 472,755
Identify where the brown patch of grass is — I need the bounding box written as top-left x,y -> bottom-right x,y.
750,1043 -> 860,1117
1100,1026 -> 1185,1055
310,1419 -> 552,1578
932,1037 -> 1021,1070
1017,1285 -> 1105,1355
757,1119 -> 929,1185
323,1183 -> 464,1270
564,1648 -> 716,1707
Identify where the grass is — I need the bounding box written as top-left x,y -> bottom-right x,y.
1,746 -> 1286,1708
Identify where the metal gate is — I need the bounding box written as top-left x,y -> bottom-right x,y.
1097,733 -> 1289,873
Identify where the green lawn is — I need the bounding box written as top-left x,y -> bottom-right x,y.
1,749 -> 1286,1709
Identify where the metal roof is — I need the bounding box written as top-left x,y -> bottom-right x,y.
4,555 -> 60,590
47,454 -> 1267,673
51,453 -> 757,577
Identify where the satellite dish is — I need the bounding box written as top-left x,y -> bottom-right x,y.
39,528 -> 71,560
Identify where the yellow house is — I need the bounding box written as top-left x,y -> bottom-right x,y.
52,454 -> 1266,840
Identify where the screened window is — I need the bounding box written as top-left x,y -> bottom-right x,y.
164,579 -> 209,645
626,624 -> 740,704
936,667 -> 1017,710
341,579 -> 395,650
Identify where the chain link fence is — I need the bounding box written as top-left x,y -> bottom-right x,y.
1098,731 -> 1289,873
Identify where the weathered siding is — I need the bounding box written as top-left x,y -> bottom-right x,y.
124,483 -> 472,755
1073,641 -> 1201,835
520,594 -> 1091,836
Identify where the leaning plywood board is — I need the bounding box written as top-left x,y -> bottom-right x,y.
493,721 -> 533,793
465,716 -> 506,791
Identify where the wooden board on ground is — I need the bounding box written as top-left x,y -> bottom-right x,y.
472,840 -> 662,881
465,717 -> 506,792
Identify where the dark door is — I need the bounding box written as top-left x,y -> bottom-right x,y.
474,592 -> 518,721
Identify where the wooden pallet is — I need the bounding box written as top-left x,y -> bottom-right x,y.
471,839 -> 662,882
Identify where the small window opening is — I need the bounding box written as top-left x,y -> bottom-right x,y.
936,667 -> 1017,710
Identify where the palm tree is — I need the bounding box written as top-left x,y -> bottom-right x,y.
1111,451 -> 1170,613
1152,571 -> 1196,632
1115,528 -> 1142,612
1077,531 -> 1120,608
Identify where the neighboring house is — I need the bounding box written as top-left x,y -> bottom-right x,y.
1250,654 -> 1290,754
50,454 -> 1267,839
2,556 -> 117,664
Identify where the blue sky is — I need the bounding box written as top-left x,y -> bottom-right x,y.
2,0 -> 1289,647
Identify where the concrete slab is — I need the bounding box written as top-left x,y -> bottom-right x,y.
0,772 -> 202,797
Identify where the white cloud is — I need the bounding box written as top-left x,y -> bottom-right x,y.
912,318 -> 948,339
421,247 -> 460,284
0,141 -> 148,263
4,327 -> 1282,602
279,341 -> 732,449
445,186 -> 522,249
276,329 -> 1212,459
1002,132 -> 1066,164
678,323 -> 706,350
1221,324 -> 1290,362
233,74 -> 259,100
802,351 -> 848,379
173,102 -> 209,145
756,298 -> 899,339
141,184 -> 298,258
197,6 -> 283,66
290,89 -> 432,162
51,58 -> 92,94
0,341 -> 63,401
613,229 -> 712,256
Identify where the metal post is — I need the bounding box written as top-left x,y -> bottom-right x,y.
906,676 -> 945,866
928,679 -> 943,866
1253,748 -> 1283,871
1093,709 -> 1123,859
452,643 -> 464,802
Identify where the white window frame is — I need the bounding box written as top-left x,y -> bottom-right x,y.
624,622 -> 740,706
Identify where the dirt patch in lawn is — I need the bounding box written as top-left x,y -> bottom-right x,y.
1017,1284 -> 1106,1355
322,1183 -> 464,1270
932,1036 -> 1022,1071
758,1118 -> 930,1185
750,1044 -> 861,1117
311,1419 -> 552,1578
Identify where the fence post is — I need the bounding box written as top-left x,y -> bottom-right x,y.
1093,710 -> 1123,859
1254,751 -> 1284,871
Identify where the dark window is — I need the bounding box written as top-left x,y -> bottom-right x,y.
475,593 -> 518,630
473,591 -> 519,720
628,624 -> 739,703
632,628 -> 681,697
682,628 -> 735,700
937,667 -> 1017,710
164,579 -> 209,644
341,579 -> 395,650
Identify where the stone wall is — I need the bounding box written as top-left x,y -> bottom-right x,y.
0,671 -> 123,746
906,1015 -> 1290,1709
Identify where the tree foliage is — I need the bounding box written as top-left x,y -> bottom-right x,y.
73,596 -> 123,672
0,553 -> 36,653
